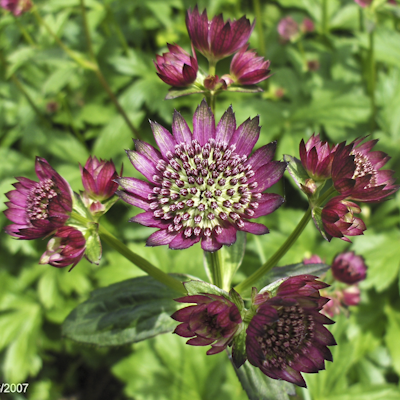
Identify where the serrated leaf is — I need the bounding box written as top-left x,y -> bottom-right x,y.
283,154 -> 309,191
184,280 -> 230,299
229,350 -> 295,400
62,274 -> 189,346
312,206 -> 329,241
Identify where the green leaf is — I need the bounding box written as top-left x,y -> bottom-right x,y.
232,326 -> 247,369
62,274 -> 190,346
229,351 -> 295,400
311,206 -> 330,241
184,280 -> 230,299
204,231 -> 246,291
85,228 -> 102,265
384,306 -> 400,376
283,154 -> 309,192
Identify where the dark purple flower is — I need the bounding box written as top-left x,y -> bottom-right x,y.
300,134 -> 335,181
39,226 -> 86,269
332,138 -> 399,202
171,293 -> 242,355
1,0 -> 31,15
4,157 -> 73,240
246,275 -> 335,387
117,100 -> 286,252
228,46 -> 271,85
80,156 -> 119,202
277,17 -> 299,41
331,251 -> 367,284
154,43 -> 198,87
186,6 -> 255,63
321,196 -> 366,242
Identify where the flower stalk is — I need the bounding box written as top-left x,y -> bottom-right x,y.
207,250 -> 224,289
252,0 -> 265,54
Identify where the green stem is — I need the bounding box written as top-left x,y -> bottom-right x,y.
207,250 -> 223,289
79,0 -> 141,139
252,0 -> 265,54
14,16 -> 36,47
98,225 -> 185,293
234,186 -> 337,294
104,4 -> 130,55
321,0 -> 328,35
368,30 -> 376,135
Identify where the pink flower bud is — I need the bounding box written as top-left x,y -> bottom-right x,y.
332,251 -> 367,284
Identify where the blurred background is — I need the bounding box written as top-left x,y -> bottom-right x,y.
0,0 -> 400,399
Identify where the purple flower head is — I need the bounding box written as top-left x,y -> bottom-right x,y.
246,275 -> 335,387
332,138 -> 399,202
300,134 -> 335,181
186,6 -> 255,63
117,100 -> 286,252
301,18 -> 315,33
331,251 -> 367,284
39,226 -> 86,269
1,0 -> 31,16
154,43 -> 198,87
277,17 -> 299,41
80,156 -> 119,202
171,293 -> 242,355
321,196 -> 366,242
228,46 -> 272,85
4,157 -> 73,240
354,0 -> 373,7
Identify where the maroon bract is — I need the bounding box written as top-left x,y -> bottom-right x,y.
154,44 -> 198,87
331,251 -> 367,284
246,275 -> 335,387
332,138 -> 399,202
1,0 -> 31,15
4,157 -> 73,240
171,293 -> 242,355
277,17 -> 299,41
321,196 -> 366,242
228,46 -> 271,85
342,286 -> 361,306
80,156 -> 119,201
186,6 -> 254,63
39,226 -> 86,269
300,134 -> 335,181
117,100 -> 286,252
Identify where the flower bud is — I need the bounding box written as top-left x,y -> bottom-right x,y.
331,251 -> 367,284
1,0 -> 31,16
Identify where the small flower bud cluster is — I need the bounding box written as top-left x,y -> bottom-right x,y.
1,0 -> 32,16
4,156 -> 120,269
277,16 -> 315,42
154,6 -> 272,98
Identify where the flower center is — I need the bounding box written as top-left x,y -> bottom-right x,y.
351,151 -> 377,187
255,305 -> 314,368
149,139 -> 260,238
27,178 -> 58,221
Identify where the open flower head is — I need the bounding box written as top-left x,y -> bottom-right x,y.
117,100 -> 286,252
171,293 -> 242,355
186,6 -> 255,63
300,134 -> 335,181
246,275 -> 335,387
331,251 -> 367,284
154,43 -> 198,87
39,226 -> 86,269
227,46 -> 271,86
1,0 -> 31,16
321,196 -> 366,242
4,157 -> 73,239
332,138 -> 399,202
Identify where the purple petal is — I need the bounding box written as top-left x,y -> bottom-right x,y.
251,194 -> 284,218
186,336 -> 215,346
193,99 -> 215,146
146,229 -> 177,246
172,111 -> 193,145
201,236 -> 223,252
171,306 -> 197,322
150,122 -> 177,158
246,142 -> 277,171
250,161 -> 286,192
116,190 -> 150,210
125,150 -> 160,184
4,206 -> 27,225
133,139 -> 163,164
5,190 -> 27,207
241,221 -> 269,235
116,177 -> 154,198
169,232 -> 201,250
229,116 -> 260,156
215,106 -> 236,145
215,224 -> 237,245
130,211 -> 167,228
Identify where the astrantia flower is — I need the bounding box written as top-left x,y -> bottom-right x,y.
301,18 -> 315,33
154,44 -> 198,87
331,251 -> 367,284
39,226 -> 86,269
332,138 -> 399,202
277,17 -> 299,41
171,293 -> 242,355
1,0 -> 31,15
227,46 -> 271,85
4,157 -> 73,239
321,196 -> 366,242
246,275 -> 335,387
117,100 -> 286,251
186,6 -> 255,63
342,286 -> 361,306
300,134 -> 335,181
80,156 -> 119,202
